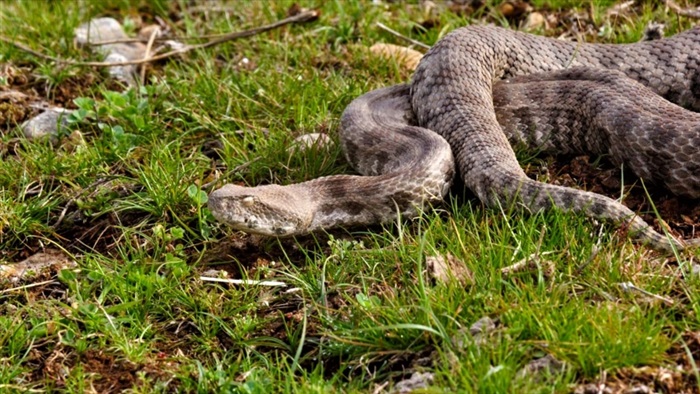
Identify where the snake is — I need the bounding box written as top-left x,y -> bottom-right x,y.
208,25 -> 700,253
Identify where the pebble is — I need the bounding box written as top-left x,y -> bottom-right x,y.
74,17 -> 147,87
525,12 -> 546,30
516,354 -> 566,381
289,133 -> 333,153
21,109 -> 71,140
391,372 -> 434,393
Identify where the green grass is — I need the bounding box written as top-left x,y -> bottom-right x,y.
1,0 -> 699,392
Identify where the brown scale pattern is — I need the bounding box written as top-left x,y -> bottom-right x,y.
208,85 -> 455,236
411,25 -> 700,252
494,68 -> 700,198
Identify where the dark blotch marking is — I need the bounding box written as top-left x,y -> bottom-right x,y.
319,201 -> 366,217
588,200 -> 608,217
689,69 -> 700,108
387,191 -> 418,209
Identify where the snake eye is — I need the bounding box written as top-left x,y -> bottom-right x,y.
242,196 -> 255,207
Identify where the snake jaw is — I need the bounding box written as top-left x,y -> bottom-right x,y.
208,183 -> 313,237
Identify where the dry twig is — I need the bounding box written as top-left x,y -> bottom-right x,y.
0,9 -> 319,67
666,0 -> 700,18
618,281 -> 675,305
375,22 -> 431,51
0,280 -> 58,294
84,30 -> 267,46
200,276 -> 288,287
140,26 -> 161,84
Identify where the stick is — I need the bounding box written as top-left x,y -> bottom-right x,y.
86,29 -> 288,46
376,22 -> 431,51
0,9 -> 319,67
200,276 -> 288,287
618,281 -> 675,305
140,26 -> 160,84
666,0 -> 700,18
0,280 -> 58,294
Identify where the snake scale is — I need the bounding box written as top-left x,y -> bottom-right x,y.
208,25 -> 700,252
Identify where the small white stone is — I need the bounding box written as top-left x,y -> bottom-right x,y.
21,109 -> 71,140
289,133 -> 333,153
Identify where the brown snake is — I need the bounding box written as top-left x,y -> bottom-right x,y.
208,25 -> 700,253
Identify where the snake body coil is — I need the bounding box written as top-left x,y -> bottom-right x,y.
209,26 -> 700,252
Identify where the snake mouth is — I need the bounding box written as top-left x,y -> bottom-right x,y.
243,216 -> 258,229
208,200 -> 298,237
235,220 -> 297,237
242,216 -> 293,236
273,227 -> 289,236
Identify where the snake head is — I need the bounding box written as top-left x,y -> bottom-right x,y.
208,183 -> 313,237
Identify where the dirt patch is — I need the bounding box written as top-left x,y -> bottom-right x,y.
576,365 -> 696,394
28,345 -> 177,392
0,249 -> 77,307
575,331 -> 700,393
35,347 -> 139,391
528,154 -> 700,242
1,63 -> 105,111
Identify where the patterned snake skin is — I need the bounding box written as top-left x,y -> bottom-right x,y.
209,25 -> 700,252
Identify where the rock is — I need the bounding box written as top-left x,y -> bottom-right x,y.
425,253 -> 473,285
498,1 -> 530,19
289,133 -> 333,153
74,17 -> 147,87
452,315 -> 497,348
0,250 -> 77,284
691,263 -> 700,276
574,383 -> 612,394
469,316 -> 496,337
625,385 -> 652,394
369,43 -> 424,72
74,17 -> 128,44
21,109 -> 71,140
516,354 -> 565,381
391,372 -> 434,393
524,12 -> 546,31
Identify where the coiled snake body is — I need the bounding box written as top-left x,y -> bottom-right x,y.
209,25 -> 700,252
